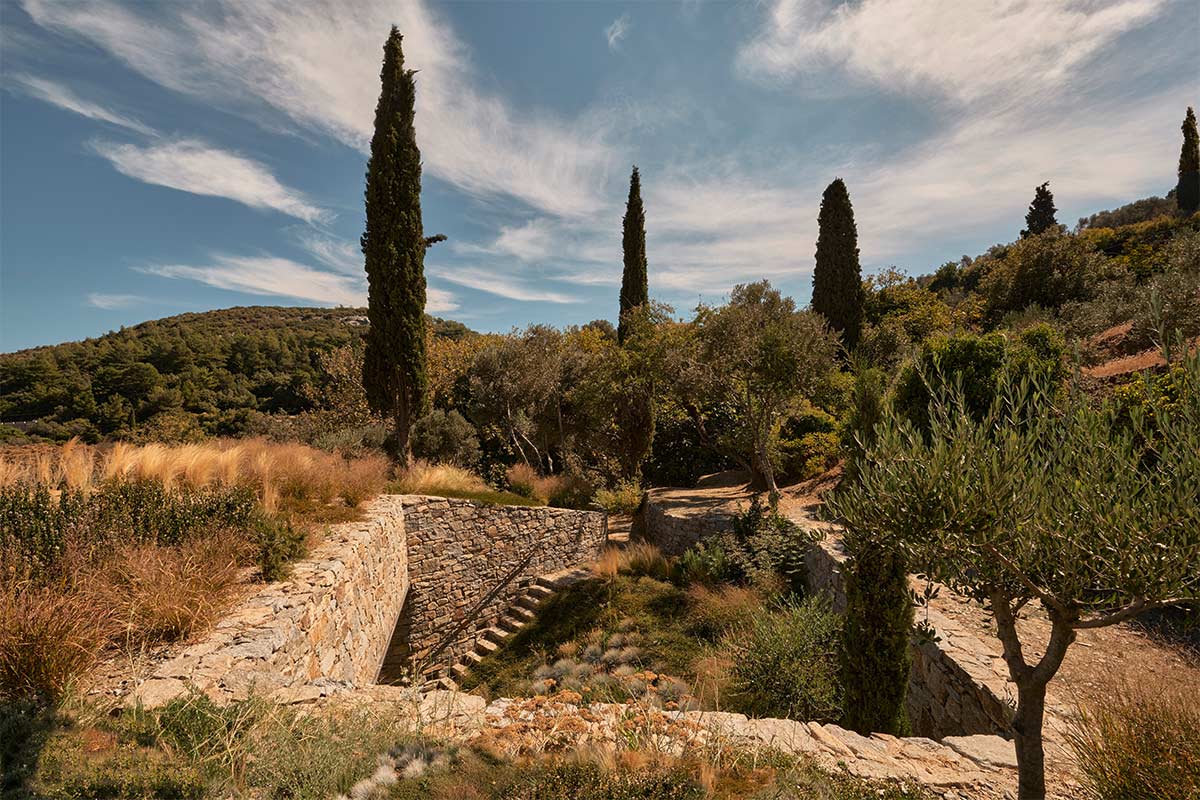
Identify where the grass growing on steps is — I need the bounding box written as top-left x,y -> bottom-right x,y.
458,574 -> 707,705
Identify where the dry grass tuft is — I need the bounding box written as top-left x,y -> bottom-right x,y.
592,546 -> 623,581
505,462 -> 570,503
1067,676 -> 1200,800
393,460 -> 491,496
615,542 -> 672,581
89,532 -> 248,649
0,582 -> 113,700
685,584 -> 764,639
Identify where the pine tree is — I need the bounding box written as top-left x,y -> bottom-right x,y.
841,536 -> 913,737
812,178 -> 863,350
1178,107 -> 1200,215
362,27 -> 429,464
1021,182 -> 1058,238
618,166 -> 648,344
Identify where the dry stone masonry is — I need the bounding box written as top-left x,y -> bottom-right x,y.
643,491 -> 1016,741
130,495 -> 605,707
382,497 -> 607,680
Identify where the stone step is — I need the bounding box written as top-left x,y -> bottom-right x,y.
464,650 -> 484,664
509,605 -> 536,622
482,626 -> 508,644
497,614 -> 526,633
450,662 -> 472,680
517,593 -> 545,611
474,637 -> 500,654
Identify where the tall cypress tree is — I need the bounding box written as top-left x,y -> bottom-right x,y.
841,536 -> 913,736
1178,107 -> 1200,215
1021,182 -> 1058,238
362,27 -> 428,464
618,166 -> 648,344
812,178 -> 863,351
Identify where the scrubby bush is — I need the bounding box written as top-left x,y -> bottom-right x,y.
593,480 -> 643,515
719,497 -> 812,593
252,516 -> 306,582
411,410 -> 481,467
722,597 -> 843,722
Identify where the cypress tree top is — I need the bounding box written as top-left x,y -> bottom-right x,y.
1178,106 -> 1199,214
1021,182 -> 1058,238
812,178 -> 863,351
361,27 -> 428,461
618,165 -> 648,343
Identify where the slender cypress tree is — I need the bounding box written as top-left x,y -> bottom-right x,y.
618,166 -> 648,344
812,178 -> 863,351
841,537 -> 913,736
1178,107 -> 1200,215
362,27 -> 428,464
1020,182 -> 1058,238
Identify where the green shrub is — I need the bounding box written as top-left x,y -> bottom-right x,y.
0,482 -> 258,582
676,539 -> 736,587
411,410 -> 481,467
547,472 -> 594,510
723,596 -> 843,722
722,497 -> 812,594
840,536 -> 912,736
593,480 -> 643,515
252,517 -> 306,582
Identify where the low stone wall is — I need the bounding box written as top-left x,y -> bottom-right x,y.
645,493 -> 1014,741
394,497 -> 607,676
643,490 -> 735,555
133,495 -> 409,706
803,535 -> 1012,739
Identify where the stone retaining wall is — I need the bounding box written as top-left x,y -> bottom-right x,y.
804,536 -> 1013,738
643,490 -> 735,555
131,495 -> 605,706
133,495 -> 409,706
391,497 -> 607,677
645,494 -> 1013,741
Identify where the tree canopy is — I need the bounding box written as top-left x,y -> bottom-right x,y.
1178,106 -> 1200,214
619,166 -> 649,344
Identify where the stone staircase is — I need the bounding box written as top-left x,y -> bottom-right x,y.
426,566 -> 594,689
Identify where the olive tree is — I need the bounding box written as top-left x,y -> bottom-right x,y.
828,353 -> 1200,799
690,281 -> 839,493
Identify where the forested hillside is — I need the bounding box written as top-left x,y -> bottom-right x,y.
0,306 -> 469,443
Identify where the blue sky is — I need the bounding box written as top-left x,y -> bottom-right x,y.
1,0 -> 1196,351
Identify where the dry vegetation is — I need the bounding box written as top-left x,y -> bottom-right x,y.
0,438 -> 389,702
0,437 -> 389,514
1067,676 -> 1200,800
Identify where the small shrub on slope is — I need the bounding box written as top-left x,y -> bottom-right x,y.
721,596 -> 843,722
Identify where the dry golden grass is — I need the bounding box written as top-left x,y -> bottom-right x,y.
89,532 -> 248,649
393,460 -> 492,495
0,581 -> 113,700
1,438 -> 390,513
685,584 -> 764,640
1067,676 -> 1200,800
505,462 -> 568,503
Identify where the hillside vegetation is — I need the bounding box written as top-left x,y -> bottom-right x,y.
0,307 -> 469,444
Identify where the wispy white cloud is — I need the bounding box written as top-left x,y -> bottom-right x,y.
139,255 -> 363,305
89,139 -> 327,224
13,74 -> 157,136
299,233 -> 361,274
86,292 -> 147,309
454,219 -> 559,262
737,0 -> 1166,106
23,0 -> 618,218
138,253 -> 459,313
605,14 -> 631,51
432,266 -> 580,304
